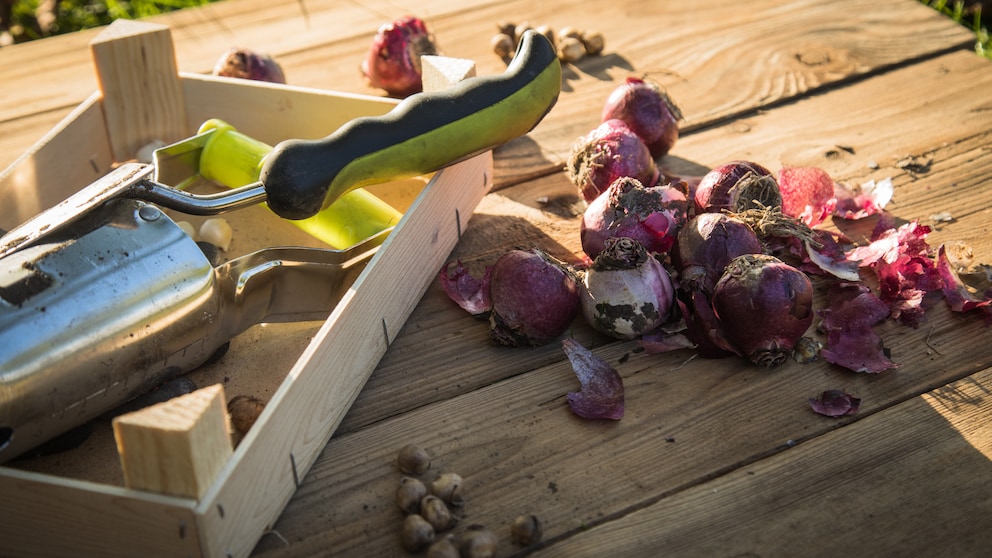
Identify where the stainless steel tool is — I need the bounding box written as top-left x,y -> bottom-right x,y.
0,179 -> 386,461
0,30 -> 562,462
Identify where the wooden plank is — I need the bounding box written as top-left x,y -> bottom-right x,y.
254,304 -> 992,556
0,93 -> 112,230
0,0 -> 974,179
114,384 -> 233,499
0,468 -> 201,557
251,50 -> 992,556
534,368 -> 992,557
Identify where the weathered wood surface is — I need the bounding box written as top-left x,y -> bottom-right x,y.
0,0 -> 974,181
1,0 -> 991,556
538,368 -> 992,557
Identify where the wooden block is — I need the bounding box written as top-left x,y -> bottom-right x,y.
113,384 -> 233,500
89,19 -> 188,162
421,55 -> 477,92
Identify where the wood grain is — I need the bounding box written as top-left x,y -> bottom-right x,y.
535,368 -> 992,557
114,383 -> 233,499
1,0 -> 990,556
0,93 -> 112,229
0,468 -> 201,557
0,0 -> 973,179
89,19 -> 188,161
252,49 -> 992,557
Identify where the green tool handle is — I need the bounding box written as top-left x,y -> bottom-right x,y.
197,119 -> 403,249
260,29 -> 562,220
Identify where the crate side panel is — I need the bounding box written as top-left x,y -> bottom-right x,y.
0,93 -> 113,230
179,73 -> 399,146
0,467 -> 201,557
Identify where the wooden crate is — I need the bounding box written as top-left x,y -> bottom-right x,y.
0,20 -> 492,557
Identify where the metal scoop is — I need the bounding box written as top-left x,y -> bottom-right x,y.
0,188 -> 387,462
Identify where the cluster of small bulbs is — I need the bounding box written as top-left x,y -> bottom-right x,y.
393,444 -> 543,557
491,21 -> 605,64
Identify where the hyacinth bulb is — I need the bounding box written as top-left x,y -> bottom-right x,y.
601,76 -> 683,158
361,15 -> 439,98
212,47 -> 286,83
580,176 -> 688,260
711,254 -> 814,367
567,119 -> 659,203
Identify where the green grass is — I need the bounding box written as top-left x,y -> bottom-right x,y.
4,0 -> 221,43
920,0 -> 992,59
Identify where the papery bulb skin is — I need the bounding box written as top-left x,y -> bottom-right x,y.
673,212 -> 763,294
361,16 -> 439,98
580,176 -> 688,260
601,76 -> 683,158
694,160 -> 779,215
561,338 -> 625,420
488,250 -> 580,347
567,119 -> 660,203
778,165 -> 837,227
580,237 -> 675,340
711,254 -> 814,367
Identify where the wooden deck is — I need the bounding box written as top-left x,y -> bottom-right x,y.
2,0 -> 992,556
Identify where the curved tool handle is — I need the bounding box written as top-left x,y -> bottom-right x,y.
194,119 -> 403,249
260,30 -> 562,220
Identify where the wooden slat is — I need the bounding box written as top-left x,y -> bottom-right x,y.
179,73 -> 398,145
251,49 -> 992,557
0,468 -> 201,557
535,367 -> 992,557
0,93 -> 112,229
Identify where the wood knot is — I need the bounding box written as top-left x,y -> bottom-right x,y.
794,49 -> 832,66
